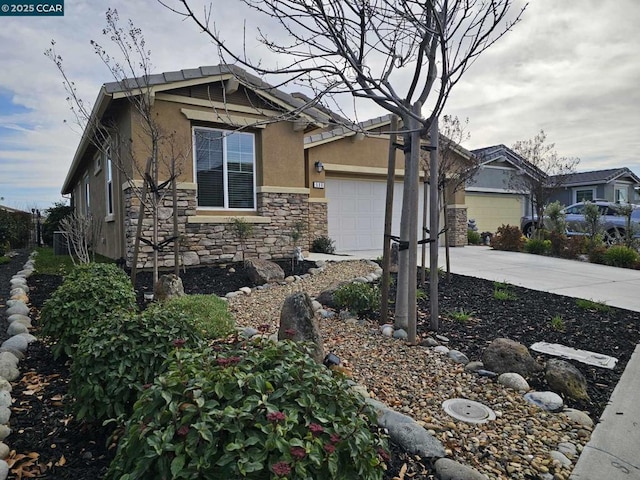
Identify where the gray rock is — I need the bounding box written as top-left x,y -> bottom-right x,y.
420,337 -> 439,347
0,379 -> 12,393
435,334 -> 450,343
0,407 -> 10,424
339,310 -> 356,321
482,338 -> 543,377
6,303 -> 29,317
314,260 -> 326,268
239,287 -> 252,295
377,409 -> 445,458
353,276 -> 369,283
10,286 -> 28,296
225,291 -> 242,299
0,459 -> 7,480
448,350 -> 470,365
245,258 -> 285,284
557,441 -> 578,458
435,458 -> 489,480
182,251 -> 200,266
524,391 -> 564,412
550,451 -> 572,467
0,425 -> 10,441
545,359 -> 589,401
9,278 -> 27,288
17,269 -> 33,277
318,309 -> 335,319
315,282 -> 348,309
381,326 -> 394,338
465,361 -> 484,372
0,442 -> 9,459
562,408 -> 594,427
285,276 -> 295,283
7,314 -> 30,325
498,372 -> 530,392
154,274 -> 185,302
1,335 -> 28,353
5,300 -> 20,308
0,363 -> 19,382
0,353 -> 19,368
279,292 -> 324,363
7,322 -> 28,336
16,333 -> 37,344
393,329 -> 408,340
0,392 -> 11,408
240,327 -> 259,339
476,369 -> 498,378
0,348 -> 22,361
311,300 -> 322,311
434,345 -> 450,355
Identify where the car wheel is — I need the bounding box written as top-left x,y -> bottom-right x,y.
604,229 -> 624,246
523,224 -> 534,238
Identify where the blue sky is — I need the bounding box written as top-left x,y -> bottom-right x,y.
0,0 -> 639,210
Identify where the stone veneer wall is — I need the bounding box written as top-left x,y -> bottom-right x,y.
123,186 -> 314,268
446,205 -> 468,247
308,201 -> 328,243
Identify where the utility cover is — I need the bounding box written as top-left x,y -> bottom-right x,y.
442,398 -> 496,424
530,342 -> 618,369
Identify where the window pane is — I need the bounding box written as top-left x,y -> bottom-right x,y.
195,129 -> 224,207
576,190 -> 593,202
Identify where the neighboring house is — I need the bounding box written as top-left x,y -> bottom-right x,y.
61,65 -> 470,268
305,115 -> 472,251
466,144 -> 545,234
548,168 -> 640,206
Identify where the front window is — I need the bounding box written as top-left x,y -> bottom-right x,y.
105,145 -> 114,216
575,189 -> 594,203
194,127 -> 256,209
615,186 -> 628,204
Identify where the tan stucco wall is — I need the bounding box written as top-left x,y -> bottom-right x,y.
259,120 -> 305,188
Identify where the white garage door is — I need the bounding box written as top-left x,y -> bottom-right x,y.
326,178 -> 426,252
466,192 -> 524,234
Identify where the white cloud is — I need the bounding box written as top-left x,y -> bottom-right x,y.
0,0 -> 639,209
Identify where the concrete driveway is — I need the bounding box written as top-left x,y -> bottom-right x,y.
309,245 -> 640,312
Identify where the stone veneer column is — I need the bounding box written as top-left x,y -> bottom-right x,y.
308,200 -> 328,244
446,205 -> 468,247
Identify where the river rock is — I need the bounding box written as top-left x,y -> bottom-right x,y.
434,345 -> 450,355
1,336 -> 28,353
0,392 -> 10,409
420,336 -> 439,347
154,274 -> 185,302
381,325 -> 394,337
557,441 -> 578,458
279,292 -> 324,363
524,391 -> 563,412
7,314 -> 30,325
448,350 -> 470,365
0,426 -> 10,441
377,408 -> 445,458
0,459 -> 7,479
435,458 -> 489,480
562,408 -> 594,427
393,329 -> 408,340
498,372 -> 530,392
465,361 -> 484,372
482,338 -> 543,377
6,303 -> 29,317
545,359 -> 589,400
7,322 -> 28,336
315,282 -> 348,309
0,442 -> 8,459
550,451 -> 571,467
245,258 -> 285,284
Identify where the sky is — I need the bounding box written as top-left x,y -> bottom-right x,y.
1,0 -> 639,210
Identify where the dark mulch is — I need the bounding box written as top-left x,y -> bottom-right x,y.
2,252 -> 639,479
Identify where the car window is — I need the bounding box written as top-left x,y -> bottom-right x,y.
565,205 -> 584,215
603,206 -> 619,216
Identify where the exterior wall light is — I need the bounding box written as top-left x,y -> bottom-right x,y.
314,161 -> 324,173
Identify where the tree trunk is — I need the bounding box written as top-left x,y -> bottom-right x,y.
130,157 -> 152,287
420,171 -> 428,286
381,115 -> 398,326
173,169 -> 179,276
429,117 -> 440,332
152,141 -> 159,286
394,122 -> 412,330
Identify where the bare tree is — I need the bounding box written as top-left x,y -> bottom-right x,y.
59,213 -> 102,265
46,9 -> 186,287
166,0 -> 526,343
509,130 -> 579,237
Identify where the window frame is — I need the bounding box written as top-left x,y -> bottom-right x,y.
83,173 -> 90,215
192,126 -> 257,211
105,144 -> 114,218
573,188 -> 595,203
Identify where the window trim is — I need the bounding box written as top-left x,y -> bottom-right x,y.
573,187 -> 595,203
105,145 -> 114,217
614,185 -> 629,204
83,173 -> 90,215
192,126 -> 257,211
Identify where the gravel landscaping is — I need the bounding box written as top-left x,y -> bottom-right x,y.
2,251 -> 639,479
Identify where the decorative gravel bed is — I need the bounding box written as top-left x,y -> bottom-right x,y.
2,253 -> 638,479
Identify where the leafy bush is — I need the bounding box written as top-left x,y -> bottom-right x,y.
107,340 -> 388,480
544,201 -> 566,235
70,309 -> 204,423
0,209 -> 31,254
588,244 -> 607,265
152,294 -> 235,340
564,236 -> 588,259
333,282 -> 381,316
604,245 -> 639,268
40,263 -> 136,359
490,225 -> 524,252
467,230 -> 481,245
524,238 -> 551,255
548,231 -> 568,257
311,236 -> 336,254
42,202 -> 73,246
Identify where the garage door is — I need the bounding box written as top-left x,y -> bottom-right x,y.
326,178 -> 426,251
465,192 -> 524,234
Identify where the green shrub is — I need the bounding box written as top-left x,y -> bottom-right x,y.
467,230 -> 481,245
524,238 -> 551,255
563,236 -> 588,259
548,231 -> 568,257
153,294 -> 235,340
40,263 -> 136,359
0,256 -> 9,266
107,340 -> 388,480
576,298 -> 610,312
70,309 -> 204,424
604,245 -> 639,268
311,236 -> 336,254
544,201 -> 566,235
333,282 -> 381,316
588,244 -> 607,264
42,202 -> 73,246
550,315 -> 565,331
490,225 -> 524,251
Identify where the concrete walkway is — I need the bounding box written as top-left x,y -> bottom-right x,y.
308,246 -> 640,479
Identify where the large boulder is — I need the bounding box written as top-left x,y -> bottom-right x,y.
245,258 -> 285,285
154,274 -> 185,302
279,292 -> 324,363
545,359 -> 590,401
482,338 -> 543,377
315,281 -> 349,309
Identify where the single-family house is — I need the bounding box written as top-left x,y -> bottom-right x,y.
547,168 -> 640,206
61,65 -> 470,268
466,144 -> 545,234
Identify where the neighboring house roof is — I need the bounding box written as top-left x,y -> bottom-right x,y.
471,144 -> 547,182
62,65 -> 331,194
548,167 -> 640,187
0,205 -> 29,214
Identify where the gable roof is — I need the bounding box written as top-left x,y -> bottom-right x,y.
62,65 -> 330,194
548,167 -> 640,187
471,144 -> 547,182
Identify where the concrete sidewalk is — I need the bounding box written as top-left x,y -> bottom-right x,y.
308,246 -> 640,479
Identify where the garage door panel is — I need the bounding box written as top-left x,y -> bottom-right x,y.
466,193 -> 523,234
327,178 -> 426,252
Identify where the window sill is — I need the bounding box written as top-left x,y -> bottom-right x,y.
105,214 -> 115,223
187,215 -> 271,224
